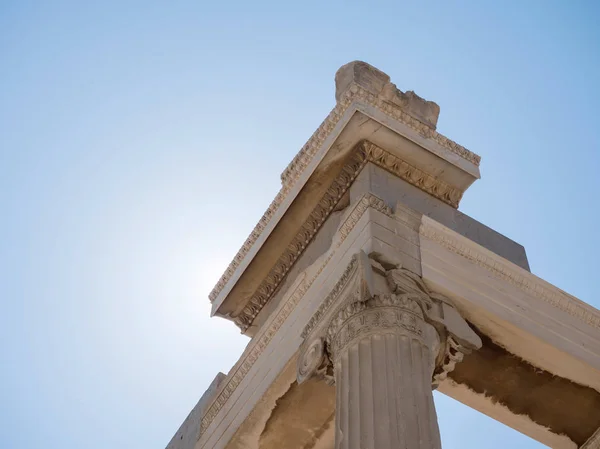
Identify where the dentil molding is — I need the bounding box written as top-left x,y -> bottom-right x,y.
210,80 -> 480,308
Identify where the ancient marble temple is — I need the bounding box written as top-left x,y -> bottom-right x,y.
167,62 -> 600,449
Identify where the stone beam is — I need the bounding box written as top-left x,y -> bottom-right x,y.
209,61 -> 481,334
419,216 -> 600,446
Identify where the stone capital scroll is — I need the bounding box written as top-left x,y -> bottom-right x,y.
296,251 -> 482,386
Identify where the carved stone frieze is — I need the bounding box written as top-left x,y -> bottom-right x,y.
337,193 -> 392,241
198,249 -> 334,438
362,141 -> 463,207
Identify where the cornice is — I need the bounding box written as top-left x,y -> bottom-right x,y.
419,216 -> 600,329
213,140 -> 463,331
233,140 -> 457,332
362,141 -> 463,207
281,83 -> 481,186
209,83 -> 479,305
198,194 -> 390,439
231,150 -> 368,330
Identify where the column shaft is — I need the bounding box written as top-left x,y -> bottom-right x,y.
334,333 -> 441,449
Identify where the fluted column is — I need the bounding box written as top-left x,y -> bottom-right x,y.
327,294 -> 442,449
297,253 -> 482,449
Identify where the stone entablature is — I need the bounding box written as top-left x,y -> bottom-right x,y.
225,141 -> 468,332
209,61 -> 482,331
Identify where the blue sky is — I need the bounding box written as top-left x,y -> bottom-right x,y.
1,1 -> 599,448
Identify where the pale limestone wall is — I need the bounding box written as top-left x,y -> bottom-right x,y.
165,373 -> 226,449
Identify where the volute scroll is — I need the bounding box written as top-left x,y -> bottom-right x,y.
297,337 -> 334,385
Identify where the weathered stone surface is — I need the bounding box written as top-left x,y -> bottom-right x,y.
297,253 -> 481,449
336,61 -> 440,128
258,379 -> 335,449
449,332 -> 600,447
165,61 -> 600,449
190,187 -> 600,449
582,427 -> 600,449
209,62 -> 482,332
335,60 -> 390,102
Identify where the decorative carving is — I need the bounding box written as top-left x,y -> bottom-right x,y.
325,293 -> 430,361
432,336 -> 469,387
210,81 -> 480,307
361,141 -> 463,207
198,251 -> 335,438
420,217 -> 600,329
228,140 -> 462,332
233,155 -> 368,330
297,337 -> 334,385
211,137 -> 461,330
298,255 -> 481,387
282,82 -> 480,188
301,250 -> 374,340
199,196 -> 385,438
337,193 -> 392,241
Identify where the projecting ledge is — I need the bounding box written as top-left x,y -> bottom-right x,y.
209,61 -> 482,334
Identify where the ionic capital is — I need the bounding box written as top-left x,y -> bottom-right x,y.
325,293 -> 440,363
296,252 -> 482,386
